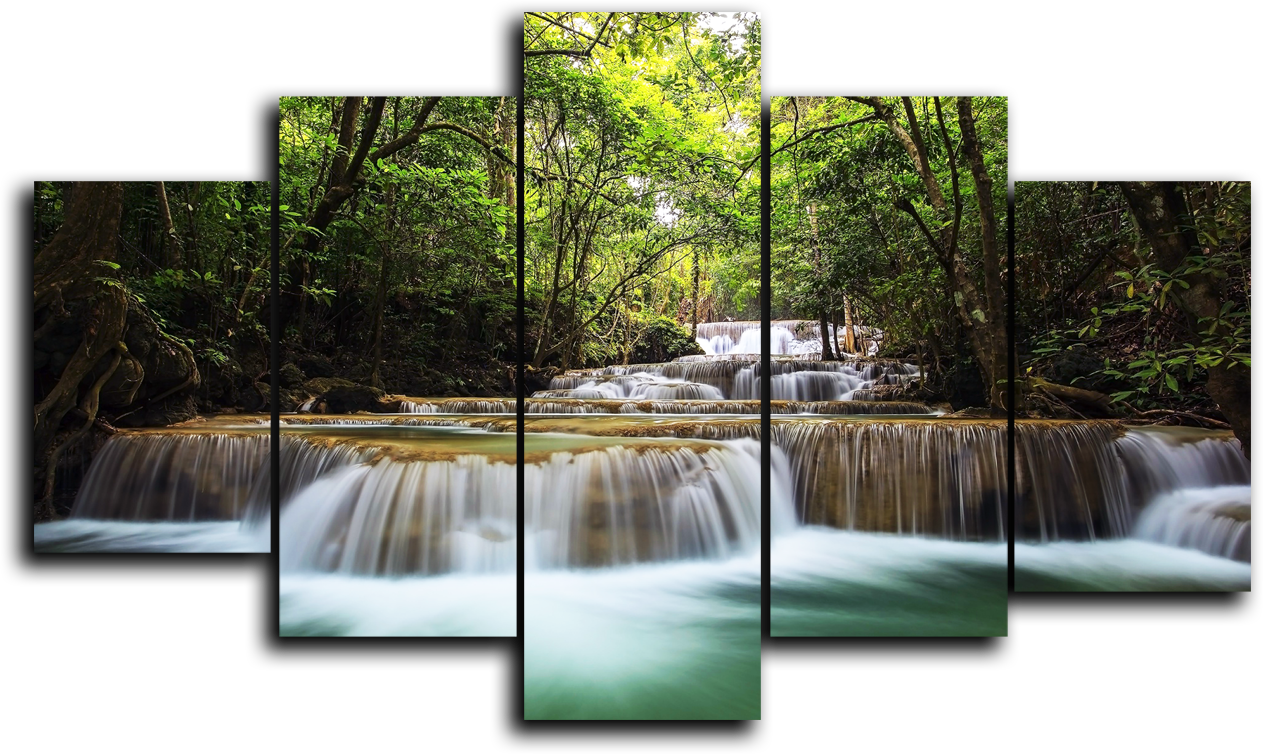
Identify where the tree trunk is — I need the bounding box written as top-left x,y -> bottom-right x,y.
370,185 -> 396,389
690,245 -> 701,337
842,295 -> 856,353
956,96 -> 1008,412
1119,181 -> 1251,456
806,203 -> 834,360
33,182 -> 128,519
861,96 -> 1005,409
154,181 -> 182,267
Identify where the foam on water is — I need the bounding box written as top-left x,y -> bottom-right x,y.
1014,539 -> 1251,592
34,519 -> 269,553
280,572 -> 516,637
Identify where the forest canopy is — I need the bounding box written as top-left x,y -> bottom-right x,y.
278,96 -> 516,399
770,96 -> 1008,410
523,11 -> 761,370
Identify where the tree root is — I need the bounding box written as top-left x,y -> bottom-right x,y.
1124,409 -> 1232,430
1025,377 -> 1114,418
110,336 -> 200,423
37,344 -> 122,519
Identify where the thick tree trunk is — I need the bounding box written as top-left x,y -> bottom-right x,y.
956,97 -> 1008,412
34,183 -> 127,519
1119,181 -> 1251,456
863,96 -> 1006,410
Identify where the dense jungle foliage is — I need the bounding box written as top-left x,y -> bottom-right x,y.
523,11 -> 761,370
33,181 -> 270,517
1016,181 -> 1251,454
278,96 -> 516,400
770,96 -> 1009,410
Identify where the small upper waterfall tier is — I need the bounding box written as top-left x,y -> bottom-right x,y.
71,427 -> 270,523
395,397 -> 934,415
695,320 -> 883,356
525,435 -> 762,569
1015,422 -> 1249,556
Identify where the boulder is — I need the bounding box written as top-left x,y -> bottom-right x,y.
313,384 -> 385,414
279,363 -> 305,389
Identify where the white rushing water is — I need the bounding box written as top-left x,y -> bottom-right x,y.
695,320 -> 883,356
277,425 -> 517,637
34,519 -> 269,553
1014,424 -> 1250,590
281,572 -> 516,637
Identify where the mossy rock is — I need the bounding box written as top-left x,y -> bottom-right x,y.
301,377 -> 356,395
279,363 -> 305,389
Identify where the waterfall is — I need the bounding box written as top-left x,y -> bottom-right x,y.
399,398 -> 515,414
1131,486 -> 1251,562
525,437 -> 763,568
71,431 -> 270,523
772,419 -> 1007,540
695,320 -> 884,356
278,435 -> 515,576
541,358 -> 920,405
1015,422 -> 1249,553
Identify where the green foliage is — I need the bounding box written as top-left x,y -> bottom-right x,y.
1016,181 -> 1250,412
36,180 -> 272,393
770,96 -> 1007,364
523,12 -> 760,368
279,96 -> 517,376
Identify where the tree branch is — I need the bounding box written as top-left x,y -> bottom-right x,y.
526,12 -> 615,48
768,114 -> 879,161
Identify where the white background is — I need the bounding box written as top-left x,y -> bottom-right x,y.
772,626 -> 1257,752
0,671 -> 487,747
778,5 -> 1263,166
49,95 -> 247,167
47,580 -> 243,634
4,7 -> 487,83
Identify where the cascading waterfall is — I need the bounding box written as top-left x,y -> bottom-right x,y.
695,320 -> 884,356
280,447 -> 515,576
277,422 -> 518,637
71,431 -> 269,522
33,419 -> 272,553
773,419 -> 1007,540
525,438 -> 762,568
524,321 -> 776,717
1015,422 -> 1250,560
